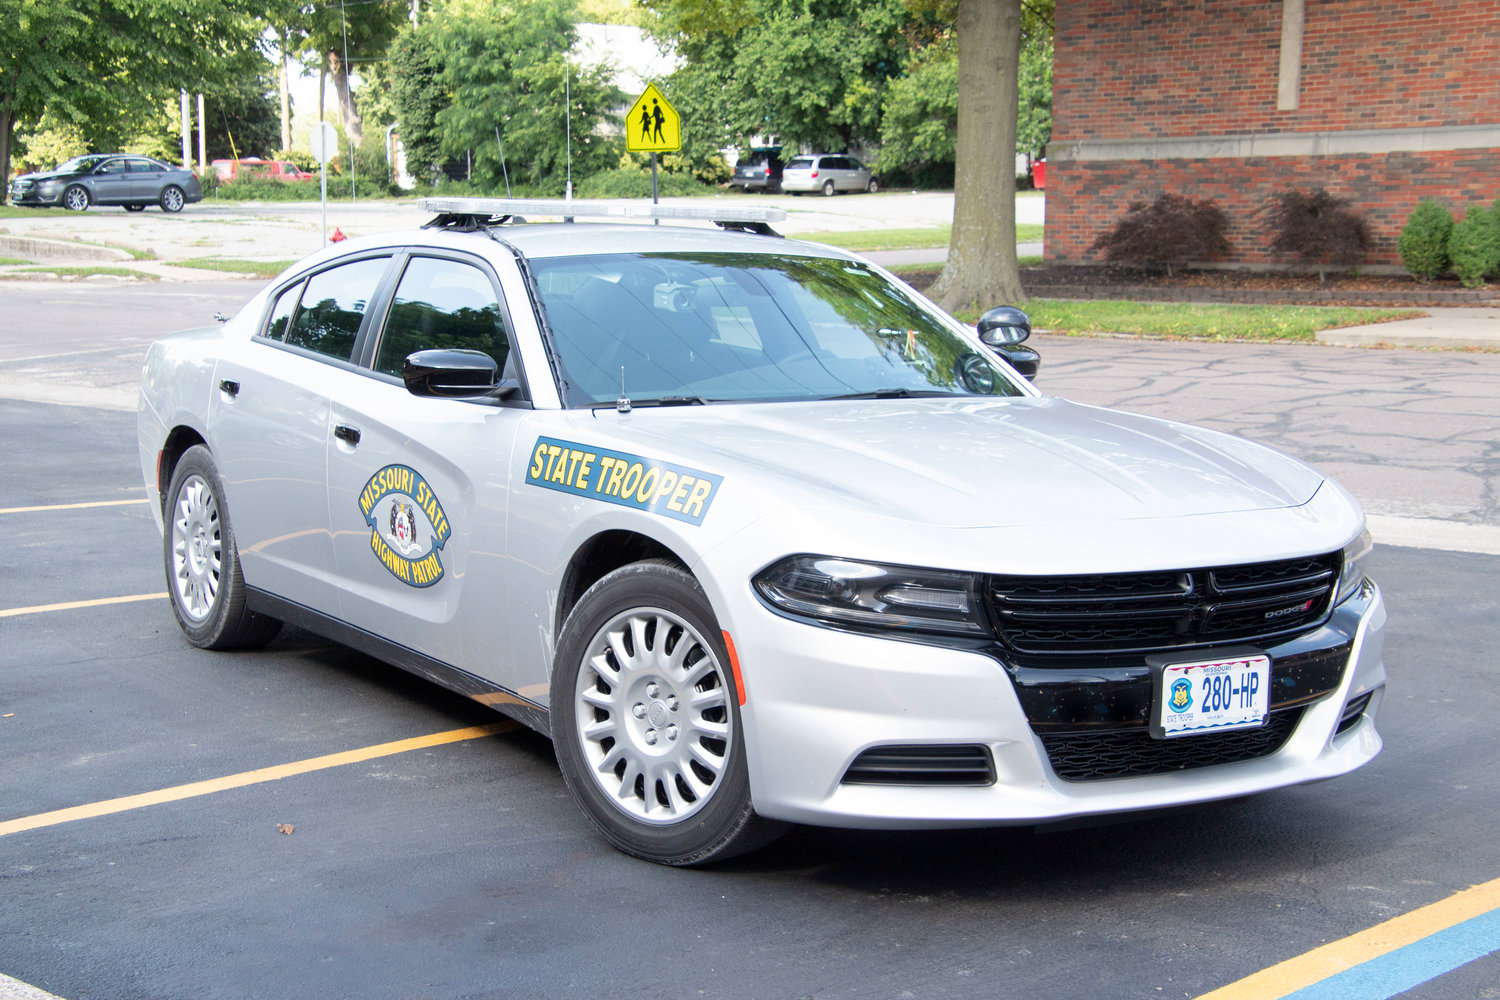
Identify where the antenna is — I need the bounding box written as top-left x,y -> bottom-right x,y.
616,367 -> 631,413
564,59 -> 573,202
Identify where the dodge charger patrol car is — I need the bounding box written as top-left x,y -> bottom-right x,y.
138,199 -> 1385,865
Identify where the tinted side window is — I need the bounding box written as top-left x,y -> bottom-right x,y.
97,159 -> 128,175
283,257 -> 390,360
374,257 -> 509,377
128,158 -> 162,174
263,281 -> 303,342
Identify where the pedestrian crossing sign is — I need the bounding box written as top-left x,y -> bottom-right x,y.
626,84 -> 681,154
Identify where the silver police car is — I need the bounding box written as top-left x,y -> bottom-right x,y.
138,199 -> 1385,865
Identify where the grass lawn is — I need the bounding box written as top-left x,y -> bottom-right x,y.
176,257 -> 294,278
1023,299 -> 1424,342
803,224 -> 1045,252
3,266 -> 153,280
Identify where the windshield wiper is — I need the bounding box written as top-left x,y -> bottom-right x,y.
598,395 -> 712,409
821,388 -> 955,401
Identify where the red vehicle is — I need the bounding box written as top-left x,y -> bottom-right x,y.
210,158 -> 315,182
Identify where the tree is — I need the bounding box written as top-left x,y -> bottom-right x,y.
421,0 -> 622,192
646,0 -> 908,154
927,0 -> 1025,311
389,26 -> 447,184
1,0 -> 264,198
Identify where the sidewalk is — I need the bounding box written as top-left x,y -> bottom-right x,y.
1313,306 -> 1499,349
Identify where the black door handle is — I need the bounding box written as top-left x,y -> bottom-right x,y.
334,424 -> 361,446
218,379 -> 240,397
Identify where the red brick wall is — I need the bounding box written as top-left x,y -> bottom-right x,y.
1048,0 -> 1500,266
1046,152 -> 1500,265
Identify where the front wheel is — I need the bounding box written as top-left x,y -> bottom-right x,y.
551,560 -> 786,865
164,445 -> 281,649
62,185 -> 90,211
159,186 -> 186,213
866,177 -> 880,194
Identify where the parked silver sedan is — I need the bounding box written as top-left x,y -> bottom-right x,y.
137,198 -> 1385,866
780,154 -> 877,195
8,153 -> 203,212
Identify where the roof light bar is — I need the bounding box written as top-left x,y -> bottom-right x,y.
417,197 -> 786,226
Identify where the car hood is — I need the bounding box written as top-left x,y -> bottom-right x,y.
592,396 -> 1325,530
12,168 -> 77,183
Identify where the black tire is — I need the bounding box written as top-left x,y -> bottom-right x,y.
62,185 -> 90,212
159,185 -> 186,213
821,179 -> 836,197
124,203 -> 146,212
866,177 -> 880,194
163,445 -> 281,650
551,560 -> 786,866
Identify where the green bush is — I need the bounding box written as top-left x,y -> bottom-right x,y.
575,166 -> 715,199
1448,204 -> 1500,288
1398,200 -> 1454,281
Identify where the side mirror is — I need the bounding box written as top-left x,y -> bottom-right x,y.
403,348 -> 500,398
975,306 -> 1040,381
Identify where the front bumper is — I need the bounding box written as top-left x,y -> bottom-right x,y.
730,582 -> 1385,829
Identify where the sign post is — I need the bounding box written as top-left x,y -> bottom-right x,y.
625,84 -> 682,213
310,121 -> 339,244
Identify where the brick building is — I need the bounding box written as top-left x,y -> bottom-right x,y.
1045,0 -> 1500,269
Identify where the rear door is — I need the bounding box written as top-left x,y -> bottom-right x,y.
126,158 -> 165,200
208,253 -> 395,614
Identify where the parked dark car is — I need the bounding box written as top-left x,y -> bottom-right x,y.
8,154 -> 204,213
729,147 -> 784,193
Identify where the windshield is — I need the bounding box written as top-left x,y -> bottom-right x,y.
531,252 -> 1027,407
58,155 -> 110,174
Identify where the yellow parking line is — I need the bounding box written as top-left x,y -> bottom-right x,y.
0,722 -> 516,837
0,498 -> 148,515
0,593 -> 168,618
1196,876 -> 1500,998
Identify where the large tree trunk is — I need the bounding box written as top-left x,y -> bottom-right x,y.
0,103 -> 12,204
327,49 -> 363,147
929,0 -> 1026,312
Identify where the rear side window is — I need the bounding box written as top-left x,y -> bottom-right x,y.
786,157 -> 814,170
373,257 -> 510,377
280,257 -> 390,360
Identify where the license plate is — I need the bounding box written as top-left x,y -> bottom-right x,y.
1150,654 -> 1271,739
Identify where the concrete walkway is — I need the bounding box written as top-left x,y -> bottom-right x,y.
1313,305 -> 1499,350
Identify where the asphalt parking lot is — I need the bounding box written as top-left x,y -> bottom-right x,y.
1,210 -> 1498,998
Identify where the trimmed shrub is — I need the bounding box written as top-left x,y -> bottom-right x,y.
1398,200 -> 1454,281
1448,205 -> 1500,288
1259,188 -> 1370,283
1088,194 -> 1229,275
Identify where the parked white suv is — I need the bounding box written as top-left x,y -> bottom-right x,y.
780,154 -> 877,196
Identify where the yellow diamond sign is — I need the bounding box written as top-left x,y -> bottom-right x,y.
626,84 -> 681,154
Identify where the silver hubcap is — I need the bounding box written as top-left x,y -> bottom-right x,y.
65,189 -> 87,210
164,189 -> 182,210
170,474 -> 222,622
574,607 -> 732,825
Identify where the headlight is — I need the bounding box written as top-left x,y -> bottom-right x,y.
1334,528 -> 1373,605
753,555 -> 986,636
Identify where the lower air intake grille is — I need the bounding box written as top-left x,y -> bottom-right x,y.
1039,710 -> 1302,782
1336,692 -> 1373,735
842,745 -> 996,786
988,553 -> 1339,655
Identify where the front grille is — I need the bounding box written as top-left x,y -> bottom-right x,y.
988,554 -> 1338,655
1336,692 -> 1373,735
842,745 -> 996,786
1040,709 -> 1303,781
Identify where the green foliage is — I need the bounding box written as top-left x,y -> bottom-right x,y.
1448,205 -> 1500,288
1398,200 -> 1454,281
1259,188 -> 1371,282
1089,194 -> 1231,274
1,0 -> 268,194
421,0 -> 623,193
389,28 -> 447,185
576,164 -> 716,198
648,0 -> 910,153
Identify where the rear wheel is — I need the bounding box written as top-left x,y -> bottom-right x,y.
866,177 -> 880,194
821,179 -> 836,197
164,445 -> 281,649
159,185 -> 186,212
62,185 -> 90,211
551,560 -> 785,865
